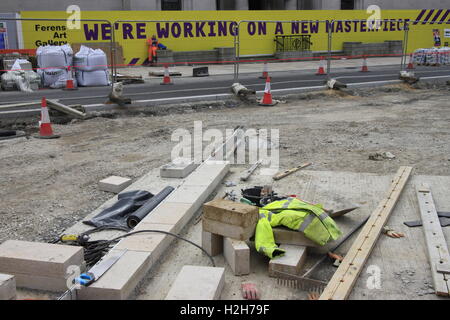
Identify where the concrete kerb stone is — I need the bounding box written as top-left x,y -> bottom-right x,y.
202,198 -> 258,240
115,223 -> 176,255
182,160 -> 230,187
165,265 -> 225,300
98,176 -> 132,193
272,227 -> 319,247
202,230 -> 223,257
0,240 -> 84,278
223,237 -> 250,276
77,161 -> 230,299
160,158 -> 198,179
202,218 -> 255,241
0,274 -> 16,300
268,244 -> 308,277
202,199 -> 259,228
141,202 -> 196,234
165,184 -> 211,204
77,249 -> 153,300
14,273 -> 73,292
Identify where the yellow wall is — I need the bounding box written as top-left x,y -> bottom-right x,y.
20,10 -> 447,65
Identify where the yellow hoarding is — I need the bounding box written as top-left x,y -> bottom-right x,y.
20,9 -> 448,65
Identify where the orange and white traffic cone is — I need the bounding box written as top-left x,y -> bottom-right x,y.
259,76 -> 277,106
316,57 -> 326,75
407,54 -> 414,70
259,62 -> 269,79
160,64 -> 173,85
63,66 -> 77,90
360,56 -> 369,72
35,97 -> 60,139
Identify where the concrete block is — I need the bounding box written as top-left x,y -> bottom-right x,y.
79,223 -> 177,300
273,227 -> 319,247
202,199 -> 258,240
269,245 -> 308,277
77,249 -> 152,300
14,273 -> 71,292
0,240 -> 84,278
223,237 -> 250,276
202,230 -> 223,257
115,222 -> 175,258
98,176 -> 132,193
79,160 -> 229,300
165,266 -> 225,300
160,158 -> 197,178
141,202 -> 196,234
203,199 -> 258,228
182,161 -> 230,187
202,218 -> 255,241
0,274 -> 16,300
165,185 -> 209,204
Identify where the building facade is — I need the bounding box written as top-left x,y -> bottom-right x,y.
0,0 -> 449,12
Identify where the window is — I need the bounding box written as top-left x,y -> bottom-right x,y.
161,0 -> 181,10
299,0 -> 314,10
249,0 -> 264,10
341,0 -> 354,10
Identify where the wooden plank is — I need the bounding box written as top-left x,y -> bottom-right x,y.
416,184 -> 450,297
273,162 -> 312,181
319,166 -> 413,300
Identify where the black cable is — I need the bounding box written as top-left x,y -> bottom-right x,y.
110,230 -> 216,267
63,228 -> 216,268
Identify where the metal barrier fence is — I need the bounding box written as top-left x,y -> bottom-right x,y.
234,20 -> 332,81
0,17 -> 115,78
404,19 -> 450,70
0,16 -> 446,90
111,19 -> 237,83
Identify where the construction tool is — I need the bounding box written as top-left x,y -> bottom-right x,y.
240,160 -> 262,181
58,234 -> 90,245
57,249 -> 126,300
74,249 -> 127,286
329,206 -> 360,218
404,211 -> 450,227
274,214 -> 370,293
272,162 -> 312,181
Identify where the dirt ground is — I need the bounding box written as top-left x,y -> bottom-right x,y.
1,81 -> 450,247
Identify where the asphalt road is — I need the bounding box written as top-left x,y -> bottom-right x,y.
1,64 -> 450,110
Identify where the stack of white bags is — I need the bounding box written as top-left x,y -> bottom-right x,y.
412,47 -> 450,66
74,45 -> 110,86
36,44 -> 110,88
37,44 -> 74,89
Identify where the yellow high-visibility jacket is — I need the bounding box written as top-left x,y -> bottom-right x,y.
255,198 -> 342,258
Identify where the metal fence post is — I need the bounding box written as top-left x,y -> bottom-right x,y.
108,21 -> 115,84
401,19 -> 410,72
233,22 -> 239,82
236,21 -> 242,82
327,20 -> 334,79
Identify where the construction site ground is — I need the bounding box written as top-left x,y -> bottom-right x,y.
1,80 -> 450,300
